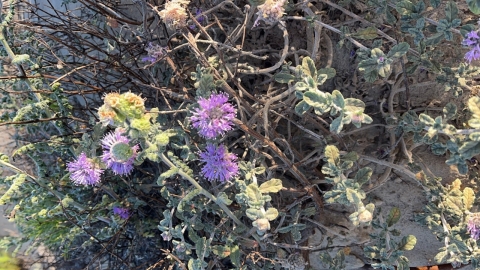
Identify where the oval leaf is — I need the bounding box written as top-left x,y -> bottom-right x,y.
398,235 -> 417,251
386,207 -> 401,227
259,178 -> 283,193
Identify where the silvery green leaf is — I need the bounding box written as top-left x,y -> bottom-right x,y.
331,90 -> 345,111
302,56 -> 317,78
463,187 -> 475,210
445,1 -> 458,22
395,0 -> 415,15
431,143 -> 447,155
371,48 -> 385,59
259,178 -> 283,193
295,100 -> 310,115
469,132 -> 480,142
386,42 -> 410,59
386,207 -> 401,227
217,192 -> 232,205
467,0 -> 480,15
303,90 -> 332,114
324,145 -> 340,164
265,208 -> 279,220
246,184 -> 263,202
459,141 -> 480,158
246,208 -> 261,220
275,72 -> 296,84
355,167 -> 372,186
354,26 -> 378,40
230,245 -> 241,267
330,115 -> 344,134
318,67 -> 336,79
397,235 -> 416,250
419,113 -> 435,126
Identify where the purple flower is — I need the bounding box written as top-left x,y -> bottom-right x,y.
113,206 -> 130,219
463,30 -> 480,63
67,152 -> 103,186
101,130 -> 139,175
199,144 -> 239,182
468,213 -> 480,240
143,43 -> 167,64
465,45 -> 480,63
190,93 -> 236,139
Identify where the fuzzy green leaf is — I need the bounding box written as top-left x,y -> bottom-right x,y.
325,145 -> 340,164
354,167 -> 372,186
265,208 -> 279,220
443,103 -> 457,120
302,57 -> 317,78
295,100 -> 310,115
459,141 -> 480,158
230,245 -> 241,267
217,192 -> 232,205
398,235 -> 417,250
355,27 -> 378,40
445,1 -> 458,22
330,116 -> 344,134
463,187 -> 475,210
275,72 -> 296,84
387,42 -> 410,59
386,207 -> 401,227
259,178 -> 283,193
318,67 -> 336,79
303,90 -> 332,114
467,0 -> 480,14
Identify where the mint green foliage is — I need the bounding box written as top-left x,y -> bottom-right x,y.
467,0 -> 480,14
358,42 -> 410,82
397,97 -> 480,175
415,178 -> 480,268
275,56 -> 372,133
322,145 -> 375,226
235,175 -> 282,235
365,207 -> 417,270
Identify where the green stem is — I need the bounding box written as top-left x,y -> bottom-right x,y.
159,152 -> 246,228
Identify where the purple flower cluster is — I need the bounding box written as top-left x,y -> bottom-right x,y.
113,206 -> 130,219
463,30 -> 480,63
199,144 -> 239,182
142,43 -> 168,63
468,213 -> 480,240
67,153 -> 103,186
101,130 -> 139,175
191,93 -> 236,139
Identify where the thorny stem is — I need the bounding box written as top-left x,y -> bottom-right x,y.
158,152 -> 246,228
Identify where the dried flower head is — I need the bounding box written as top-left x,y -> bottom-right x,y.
199,144 -> 239,182
158,0 -> 190,29
467,212 -> 480,240
104,92 -> 122,108
67,152 -> 103,186
190,93 -> 236,139
101,130 -> 139,175
253,0 -> 286,27
463,30 -> 480,63
113,206 -> 130,219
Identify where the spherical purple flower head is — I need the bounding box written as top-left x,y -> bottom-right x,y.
191,93 -> 236,139
101,130 -> 139,175
467,213 -> 480,240
67,152 -> 103,186
113,206 -> 130,219
199,144 -> 239,182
